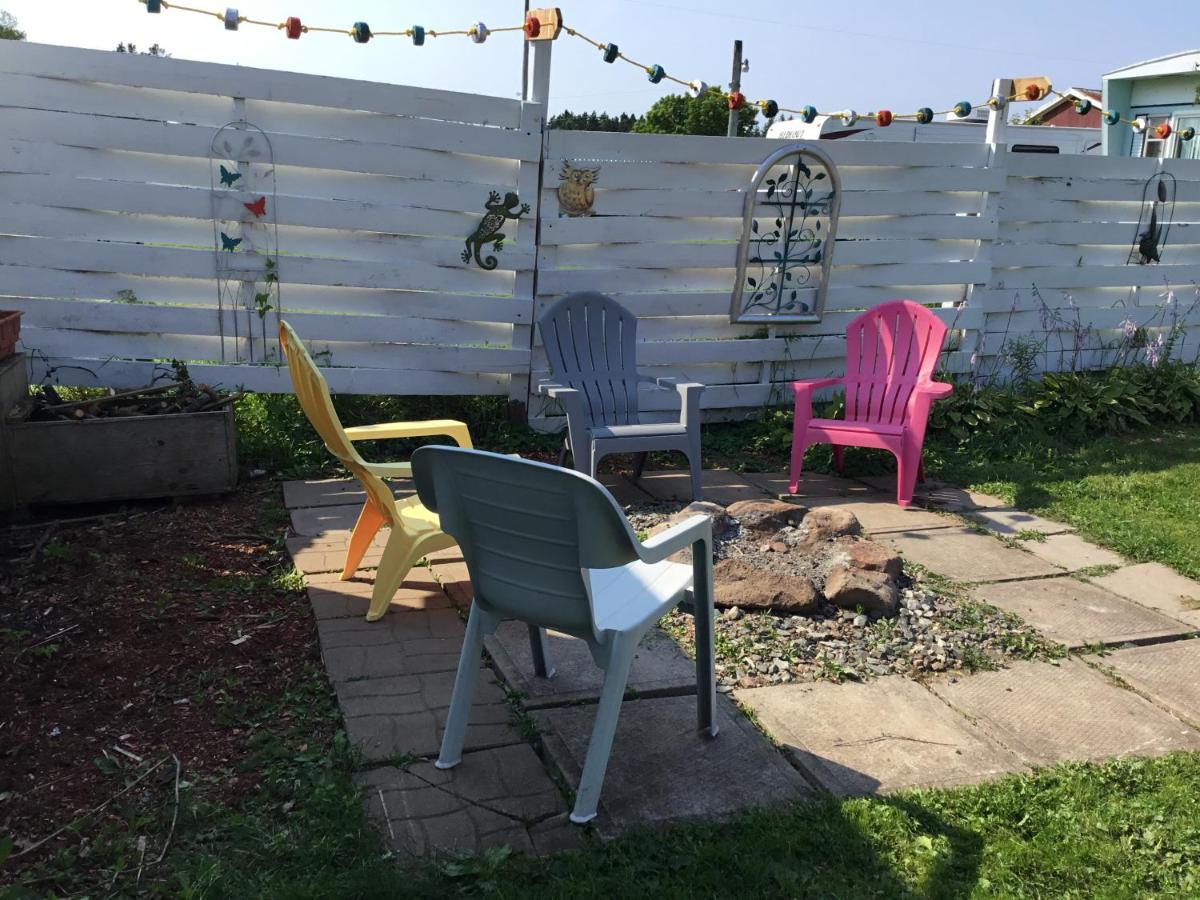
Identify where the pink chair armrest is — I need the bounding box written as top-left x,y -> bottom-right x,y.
791,377 -> 843,396
917,381 -> 954,399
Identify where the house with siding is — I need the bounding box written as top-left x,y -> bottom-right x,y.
1026,87 -> 1102,128
1102,50 -> 1200,158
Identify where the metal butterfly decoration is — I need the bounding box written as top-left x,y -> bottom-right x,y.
1129,173 -> 1177,266
243,196 -> 267,218
220,232 -> 242,252
219,165 -> 243,187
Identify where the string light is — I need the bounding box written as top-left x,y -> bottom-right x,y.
134,1 -> 1194,141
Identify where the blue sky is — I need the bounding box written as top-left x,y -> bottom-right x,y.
4,1 -> 1198,117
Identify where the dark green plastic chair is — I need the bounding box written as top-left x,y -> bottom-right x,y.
411,445 -> 717,824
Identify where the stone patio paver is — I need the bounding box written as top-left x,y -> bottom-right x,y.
485,622 -> 698,708
971,577 -> 1192,648
338,667 -> 521,761
918,484 -> 1010,513
736,678 -> 1024,795
1020,533 -> 1125,571
797,495 -> 953,535
307,575 -> 450,620
283,476 -> 414,509
963,507 -> 1073,536
744,470 -> 880,500
1103,640 -> 1200,729
635,468 -> 765,505
287,534 -> 384,575
879,526 -> 1063,583
358,743 -> 574,856
930,658 -> 1200,765
1093,563 -> 1200,629
534,694 -> 810,837
597,472 -> 653,506
290,502 -> 365,538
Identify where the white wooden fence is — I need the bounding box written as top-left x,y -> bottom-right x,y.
0,40 -> 541,396
2,41 -> 1198,423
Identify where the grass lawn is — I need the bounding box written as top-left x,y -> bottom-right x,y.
925,424 -> 1200,580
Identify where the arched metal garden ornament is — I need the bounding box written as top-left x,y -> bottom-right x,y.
730,143 -> 840,324
209,121 -> 281,364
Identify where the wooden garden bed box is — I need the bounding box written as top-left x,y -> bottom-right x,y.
0,355 -> 238,511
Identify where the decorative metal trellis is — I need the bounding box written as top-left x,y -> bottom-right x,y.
730,143 -> 840,324
209,121 -> 281,363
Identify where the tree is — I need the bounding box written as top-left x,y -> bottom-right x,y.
549,110 -> 641,132
0,10 -> 25,40
116,42 -> 169,56
633,89 -> 758,137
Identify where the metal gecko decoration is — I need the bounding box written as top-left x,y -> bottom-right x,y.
556,160 -> 600,217
462,191 -> 529,269
731,144 -> 840,324
1127,172 -> 1177,266
209,121 -> 281,363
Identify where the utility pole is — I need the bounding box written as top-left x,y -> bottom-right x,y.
726,39 -> 743,137
521,0 -> 530,99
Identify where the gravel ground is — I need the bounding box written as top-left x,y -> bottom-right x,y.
626,501 -> 1062,687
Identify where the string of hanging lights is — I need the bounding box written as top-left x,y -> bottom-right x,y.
134,1 -> 1195,142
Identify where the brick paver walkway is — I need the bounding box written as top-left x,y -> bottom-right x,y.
281,468 -> 1200,855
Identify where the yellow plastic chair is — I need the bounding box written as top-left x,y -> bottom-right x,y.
278,321 -> 472,621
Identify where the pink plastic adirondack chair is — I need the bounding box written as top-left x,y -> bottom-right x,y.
788,300 -> 953,507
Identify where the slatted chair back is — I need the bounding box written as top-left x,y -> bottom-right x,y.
411,446 -> 639,639
538,292 -> 642,427
842,300 -> 948,427
279,320 -> 397,524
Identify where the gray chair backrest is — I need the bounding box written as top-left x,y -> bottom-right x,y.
411,446 -> 639,638
538,292 -> 641,427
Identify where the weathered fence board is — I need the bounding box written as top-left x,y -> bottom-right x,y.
1,41 -> 533,394
3,40 -> 1198,422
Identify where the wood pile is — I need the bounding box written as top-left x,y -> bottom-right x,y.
16,377 -> 242,423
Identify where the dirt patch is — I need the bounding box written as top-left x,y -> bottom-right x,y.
0,483 -> 315,873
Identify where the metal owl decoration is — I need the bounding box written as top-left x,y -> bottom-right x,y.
556,160 -> 600,217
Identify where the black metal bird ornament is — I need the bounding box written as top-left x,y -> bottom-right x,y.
1130,174 -> 1175,266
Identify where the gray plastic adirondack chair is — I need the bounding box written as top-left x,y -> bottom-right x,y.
411,445 -> 717,825
537,292 -> 706,500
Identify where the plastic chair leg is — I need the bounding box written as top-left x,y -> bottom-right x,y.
570,638 -> 636,824
895,449 -> 921,508
365,531 -> 423,621
832,446 -> 846,474
788,440 -> 809,495
436,603 -> 495,769
686,442 -> 703,502
632,451 -> 649,481
689,588 -> 719,738
342,501 -> 386,581
527,623 -> 556,679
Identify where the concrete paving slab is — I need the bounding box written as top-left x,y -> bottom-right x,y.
317,607 -> 464,649
879,526 -> 1063,583
636,469 -> 765,506
930,658 -> 1200,765
743,470 -> 880,501
307,578 -> 451,620
290,503 -> 365,538
283,477 -> 414,509
964,507 -> 1072,536
917,485 -> 1010,513
1021,533 -> 1125,572
972,577 -> 1191,649
338,668 -> 521,760
1104,640 -> 1200,729
358,743 -> 566,855
797,495 -> 953,535
736,678 -> 1024,795
1093,563 -> 1200,629
321,633 -> 462,682
287,539 -> 377,575
534,694 -> 809,836
486,622 -> 697,708
597,472 -> 653,507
